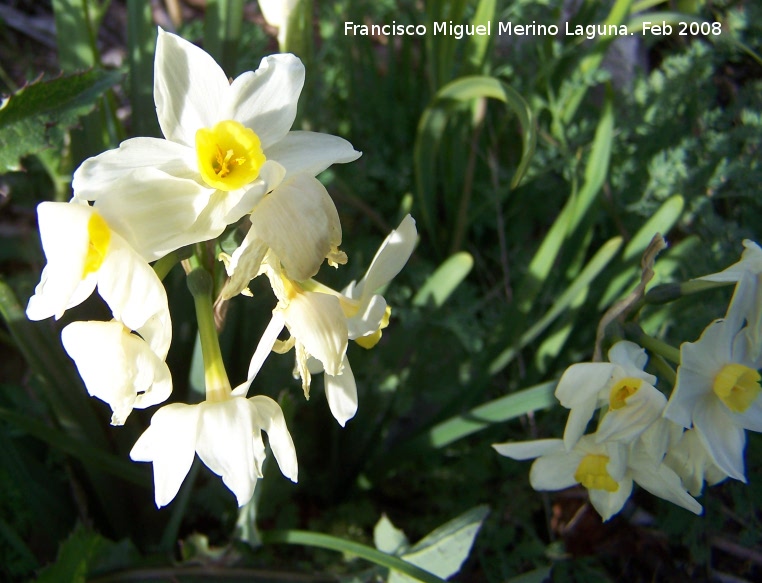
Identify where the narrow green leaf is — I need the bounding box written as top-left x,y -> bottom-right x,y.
413,252 -> 473,308
423,382 -> 556,448
491,237 -> 623,374
508,566 -> 553,583
204,0 -> 244,76
0,407 -> 148,488
260,530 -> 448,583
464,0 -> 496,73
514,89 -> 613,313
623,195 -> 684,261
0,69 -> 122,172
127,0 -> 160,137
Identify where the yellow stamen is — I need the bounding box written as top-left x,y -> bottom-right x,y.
355,306 -> 391,349
609,377 -> 643,410
713,363 -> 761,413
82,213 -> 111,278
196,120 -> 265,191
574,454 -> 619,492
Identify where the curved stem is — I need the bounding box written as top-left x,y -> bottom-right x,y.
260,530 -> 447,583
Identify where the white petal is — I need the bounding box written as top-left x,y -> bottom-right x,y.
61,321 -> 171,425
220,229 -> 269,300
698,240 -> 762,282
285,291 -> 348,376
588,478 -> 633,521
630,451 -> 703,515
264,131 -> 361,179
324,356 -> 358,426
350,215 -> 418,302
72,137 -> 199,200
249,395 -> 298,482
195,399 -> 261,506
347,294 -> 387,340
492,438 -> 564,460
529,451 -> 582,491
92,167 -> 216,262
250,174 -> 342,281
693,398 -> 747,482
221,160 -> 286,224
562,398 -> 600,451
608,340 -> 649,374
97,239 -> 171,359
25,202 -> 94,320
130,403 -> 201,508
247,311 -> 287,380
226,54 -> 304,149
595,384 -> 667,444
554,363 -> 616,409
154,29 -> 230,147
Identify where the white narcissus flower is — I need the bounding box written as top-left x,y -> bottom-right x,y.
26,201 -> 171,359
72,28 -> 360,262
244,216 -> 417,426
554,341 -> 664,450
663,274 -> 762,482
130,382 -> 297,508
61,321 -> 172,425
493,434 -> 702,521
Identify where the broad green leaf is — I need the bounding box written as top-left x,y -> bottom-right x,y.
0,69 -> 122,172
374,515 -> 410,556
413,252 -> 473,308
36,526 -> 106,583
389,506 -> 490,583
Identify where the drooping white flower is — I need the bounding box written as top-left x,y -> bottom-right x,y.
26,201 -> 171,359
61,320 -> 172,425
221,173 -> 346,289
554,341 -> 664,450
130,382 -> 297,508
493,433 -> 702,521
72,29 -> 360,262
663,274 -> 762,482
244,216 -> 417,426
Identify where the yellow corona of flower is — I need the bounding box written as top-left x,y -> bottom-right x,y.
72,29 -> 360,262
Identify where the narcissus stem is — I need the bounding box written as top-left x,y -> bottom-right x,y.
188,268 -> 231,400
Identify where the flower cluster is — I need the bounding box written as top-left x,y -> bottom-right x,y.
27,29 -> 416,508
494,240 -> 762,522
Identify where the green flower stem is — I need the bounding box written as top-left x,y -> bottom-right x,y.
651,354 -> 677,387
624,323 -> 681,365
260,530 -> 447,583
643,279 -> 731,306
187,268 -> 231,400
152,246 -> 193,281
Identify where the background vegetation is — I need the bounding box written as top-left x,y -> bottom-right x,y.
1,0 -> 761,581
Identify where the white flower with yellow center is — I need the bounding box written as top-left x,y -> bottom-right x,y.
493,434 -> 702,521
26,201 -> 171,359
72,28 -> 360,262
61,321 -> 172,426
664,275 -> 762,482
130,381 -> 297,508
554,341 -> 665,450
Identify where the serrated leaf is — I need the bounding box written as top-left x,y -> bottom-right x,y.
0,68 -> 122,172
374,514 -> 410,556
389,505 -> 490,583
